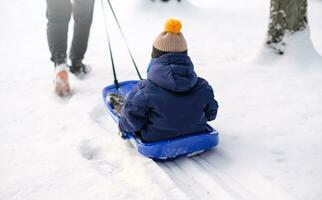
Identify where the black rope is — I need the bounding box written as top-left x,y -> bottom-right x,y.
101,0 -> 119,89
105,0 -> 143,80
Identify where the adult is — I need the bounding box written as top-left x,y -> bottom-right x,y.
46,0 -> 95,97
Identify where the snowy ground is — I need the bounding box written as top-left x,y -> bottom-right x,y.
1,0 -> 322,199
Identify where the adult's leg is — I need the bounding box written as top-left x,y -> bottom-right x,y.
46,0 -> 72,64
70,0 -> 95,64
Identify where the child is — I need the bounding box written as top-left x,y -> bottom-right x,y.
109,19 -> 218,142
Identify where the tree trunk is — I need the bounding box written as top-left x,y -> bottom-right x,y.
266,0 -> 308,54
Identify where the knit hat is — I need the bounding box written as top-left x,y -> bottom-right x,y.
152,19 -> 187,58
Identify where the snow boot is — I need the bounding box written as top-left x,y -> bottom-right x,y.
54,63 -> 71,97
70,61 -> 90,78
107,93 -> 125,116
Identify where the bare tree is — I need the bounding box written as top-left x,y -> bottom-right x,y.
266,0 -> 308,54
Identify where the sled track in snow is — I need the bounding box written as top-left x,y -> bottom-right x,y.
91,112 -> 293,200
158,155 -> 257,200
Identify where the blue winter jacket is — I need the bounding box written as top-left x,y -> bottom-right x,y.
119,53 -> 218,142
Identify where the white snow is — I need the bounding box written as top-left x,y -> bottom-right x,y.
1,0 -> 322,199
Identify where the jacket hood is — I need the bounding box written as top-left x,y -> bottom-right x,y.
147,53 -> 198,92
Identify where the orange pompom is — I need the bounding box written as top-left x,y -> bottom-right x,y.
164,19 -> 182,34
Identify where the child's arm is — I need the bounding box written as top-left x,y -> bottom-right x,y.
205,86 -> 219,121
119,85 -> 148,133
205,98 -> 219,121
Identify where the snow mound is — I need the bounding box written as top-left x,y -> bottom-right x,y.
251,29 -> 322,69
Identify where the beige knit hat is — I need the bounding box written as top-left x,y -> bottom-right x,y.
153,19 -> 187,53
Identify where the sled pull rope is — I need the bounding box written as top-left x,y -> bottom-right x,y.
105,0 -> 143,80
101,0 -> 119,89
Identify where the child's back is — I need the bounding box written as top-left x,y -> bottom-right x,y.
119,19 -> 218,142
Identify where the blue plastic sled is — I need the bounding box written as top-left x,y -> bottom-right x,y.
102,80 -> 219,160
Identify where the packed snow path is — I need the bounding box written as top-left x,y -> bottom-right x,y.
93,112 -> 293,200
158,153 -> 292,200
159,156 -> 256,200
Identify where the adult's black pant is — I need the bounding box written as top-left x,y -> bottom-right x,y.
46,0 -> 95,64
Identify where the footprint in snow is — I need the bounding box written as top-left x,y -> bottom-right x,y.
271,150 -> 285,156
275,158 -> 286,163
79,140 -> 119,176
79,140 -> 102,160
88,101 -> 107,124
